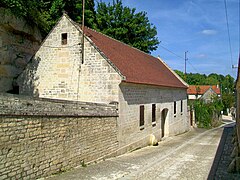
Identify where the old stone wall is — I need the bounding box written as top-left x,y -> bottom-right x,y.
118,83 -> 190,149
0,94 -> 118,179
18,15 -> 121,104
0,8 -> 42,92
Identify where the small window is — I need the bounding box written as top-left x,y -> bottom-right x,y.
181,100 -> 183,113
140,105 -> 144,127
174,101 -> 177,115
152,104 -> 156,123
61,33 -> 67,45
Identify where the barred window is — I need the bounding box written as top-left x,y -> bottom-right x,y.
152,104 -> 156,123
181,100 -> 183,113
174,101 -> 177,115
140,105 -> 144,127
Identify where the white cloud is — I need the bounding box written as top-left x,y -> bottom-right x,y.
201,29 -> 217,35
196,53 -> 207,58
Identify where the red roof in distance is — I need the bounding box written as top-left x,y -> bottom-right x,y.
83,27 -> 187,89
187,85 -> 221,95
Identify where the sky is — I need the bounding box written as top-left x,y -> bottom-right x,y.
96,0 -> 239,77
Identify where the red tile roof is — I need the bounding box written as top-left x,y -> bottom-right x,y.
187,85 -> 221,95
83,27 -> 187,89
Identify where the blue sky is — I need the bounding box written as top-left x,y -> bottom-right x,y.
97,0 -> 239,77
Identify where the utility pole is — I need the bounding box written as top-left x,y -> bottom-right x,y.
184,51 -> 188,81
232,65 -> 238,69
82,0 -> 85,64
77,0 -> 85,101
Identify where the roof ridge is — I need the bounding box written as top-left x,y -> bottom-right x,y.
83,26 -> 159,61
65,16 -> 187,89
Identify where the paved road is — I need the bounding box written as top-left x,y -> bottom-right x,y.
47,126 -> 225,180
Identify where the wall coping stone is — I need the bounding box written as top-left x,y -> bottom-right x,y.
0,93 -> 118,117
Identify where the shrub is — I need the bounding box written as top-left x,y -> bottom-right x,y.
194,96 -> 223,128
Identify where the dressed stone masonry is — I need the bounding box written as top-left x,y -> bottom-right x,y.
0,93 -> 118,179
18,13 -> 190,174
18,15 -> 121,103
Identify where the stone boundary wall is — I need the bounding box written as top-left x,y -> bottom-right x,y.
0,94 -> 119,179
0,93 -> 118,117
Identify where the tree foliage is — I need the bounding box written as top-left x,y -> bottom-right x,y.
0,0 -> 97,35
0,0 -> 49,33
1,0 -> 159,53
194,97 -> 223,128
175,70 -> 235,114
96,0 -> 159,53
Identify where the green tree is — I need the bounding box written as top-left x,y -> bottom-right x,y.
222,74 -> 235,93
96,0 -> 159,53
175,70 -> 184,80
175,70 -> 236,113
0,0 -> 49,33
194,96 -> 223,128
206,76 -> 219,85
221,74 -> 235,114
56,0 -> 97,28
0,0 -> 97,35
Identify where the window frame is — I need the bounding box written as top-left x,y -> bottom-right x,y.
61,33 -> 68,45
152,104 -> 156,127
140,105 -> 144,129
181,100 -> 183,114
174,101 -> 177,116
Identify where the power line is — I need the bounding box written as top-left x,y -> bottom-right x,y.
184,51 -> 188,80
159,44 -> 184,60
187,60 -> 199,73
159,43 -> 199,73
224,0 -> 234,70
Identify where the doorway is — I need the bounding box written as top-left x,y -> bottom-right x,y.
161,108 -> 168,138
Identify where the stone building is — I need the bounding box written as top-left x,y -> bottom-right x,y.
18,14 -> 190,152
187,85 -> 221,102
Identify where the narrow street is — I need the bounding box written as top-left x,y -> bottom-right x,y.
47,123 -> 229,180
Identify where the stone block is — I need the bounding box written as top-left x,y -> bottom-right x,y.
56,64 -> 70,68
57,74 -> 69,78
1,174 -> 7,179
228,158 -> 236,172
236,157 -> 240,172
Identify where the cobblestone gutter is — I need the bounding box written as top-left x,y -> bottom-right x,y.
208,124 -> 240,179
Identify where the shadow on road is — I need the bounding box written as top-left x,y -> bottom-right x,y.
207,122 -> 240,179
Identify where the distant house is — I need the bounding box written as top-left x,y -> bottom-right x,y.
187,85 -> 221,102
17,14 -> 190,152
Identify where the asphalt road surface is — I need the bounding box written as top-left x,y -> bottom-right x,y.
47,126 -> 225,180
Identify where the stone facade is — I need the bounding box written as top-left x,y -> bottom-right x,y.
18,15 -> 121,103
187,85 -> 221,101
200,88 -> 217,102
0,94 -> 118,179
0,8 -> 41,92
17,14 -> 190,166
118,83 -> 189,150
